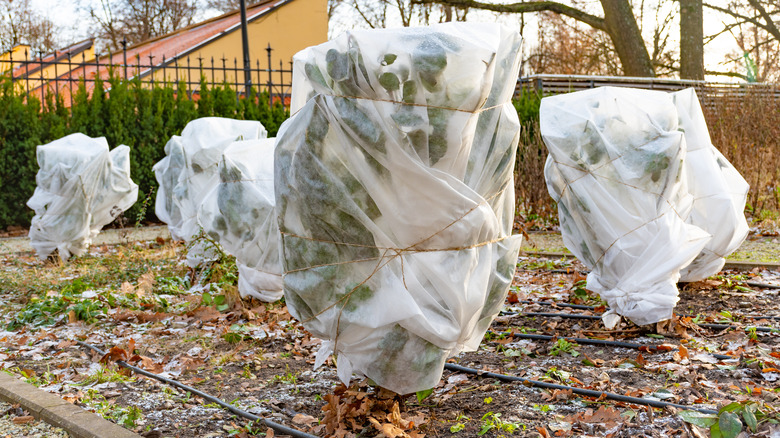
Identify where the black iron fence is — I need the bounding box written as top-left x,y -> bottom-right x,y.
0,43 -> 293,108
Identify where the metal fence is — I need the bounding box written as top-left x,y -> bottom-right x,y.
0,43 -> 293,108
517,74 -> 780,101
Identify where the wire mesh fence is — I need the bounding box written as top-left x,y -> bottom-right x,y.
517,73 -> 780,103
0,43 -> 293,108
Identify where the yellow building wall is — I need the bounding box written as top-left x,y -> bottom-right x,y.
8,46 -> 96,97
148,0 -> 328,92
0,45 -> 31,70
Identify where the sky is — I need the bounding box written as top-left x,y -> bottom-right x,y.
31,0 -> 748,82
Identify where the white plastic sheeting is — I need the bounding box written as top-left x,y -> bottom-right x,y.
153,117 -> 267,267
672,89 -> 749,281
276,23 -> 523,394
198,138 -> 283,301
27,133 -> 138,260
542,87 -> 748,328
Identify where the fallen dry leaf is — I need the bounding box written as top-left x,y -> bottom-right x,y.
292,413 -> 318,427
12,415 -> 34,424
368,416 -> 407,438
100,346 -> 128,364
190,306 -> 222,322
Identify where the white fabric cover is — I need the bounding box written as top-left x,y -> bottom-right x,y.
542,87 -> 748,328
672,89 -> 749,281
198,138 -> 283,301
276,23 -> 523,394
153,117 -> 267,267
27,133 -> 138,260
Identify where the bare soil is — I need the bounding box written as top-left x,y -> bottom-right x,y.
0,235 -> 778,438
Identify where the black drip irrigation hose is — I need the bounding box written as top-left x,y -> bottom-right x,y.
518,300 -> 780,321
76,341 -> 318,438
509,311 -> 778,332
443,362 -> 719,415
490,331 -> 734,361
539,269 -> 780,291
519,311 -> 602,320
523,251 -> 780,273
507,300 -> 780,327
519,300 -> 595,310
696,323 -> 777,332
745,281 -> 780,290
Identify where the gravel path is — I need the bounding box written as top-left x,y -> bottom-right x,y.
0,225 -> 170,255
0,400 -> 70,438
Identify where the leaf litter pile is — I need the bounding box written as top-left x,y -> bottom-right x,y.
0,236 -> 778,437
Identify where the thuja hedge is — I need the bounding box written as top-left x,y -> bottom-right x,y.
0,75 -> 288,229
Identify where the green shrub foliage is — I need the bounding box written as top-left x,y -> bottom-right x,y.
0,74 -> 289,229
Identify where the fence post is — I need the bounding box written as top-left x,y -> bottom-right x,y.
233,57 -> 240,102
210,56 -> 215,86
266,43 -> 273,109
256,59 -> 261,97
67,51 -> 73,107
221,55 -> 227,87
187,56 -> 193,100
279,59 -> 284,105
162,55 -> 167,86
94,50 -> 100,92
198,56 -> 204,98
24,49 -> 30,99
149,54 -> 155,85
53,50 -> 59,101
174,55 -> 180,89
122,38 -> 128,80
39,50 -> 45,103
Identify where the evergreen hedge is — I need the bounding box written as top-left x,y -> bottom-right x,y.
0,74 -> 288,229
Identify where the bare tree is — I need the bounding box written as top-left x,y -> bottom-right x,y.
705,0 -> 780,81
205,0 -> 267,14
0,0 -> 59,55
86,0 -> 198,51
526,12 -> 621,75
415,0 -> 657,76
340,0 -> 468,29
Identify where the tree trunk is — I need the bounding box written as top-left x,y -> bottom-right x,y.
680,0 -> 704,79
600,0 -> 655,77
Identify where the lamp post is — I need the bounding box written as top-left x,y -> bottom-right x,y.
240,0 -> 252,96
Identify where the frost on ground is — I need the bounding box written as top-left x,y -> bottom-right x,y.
0,237 -> 777,437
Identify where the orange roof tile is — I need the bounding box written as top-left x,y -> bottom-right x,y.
46,0 -> 294,88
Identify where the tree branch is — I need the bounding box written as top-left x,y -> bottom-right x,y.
412,0 -> 607,31
704,2 -> 780,38
746,0 -> 780,41
705,69 -> 749,80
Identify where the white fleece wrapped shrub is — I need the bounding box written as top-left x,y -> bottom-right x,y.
542,87 -> 748,328
672,89 -> 749,281
153,117 -> 267,267
275,23 -> 524,394
27,133 -> 138,260
198,138 -> 283,301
